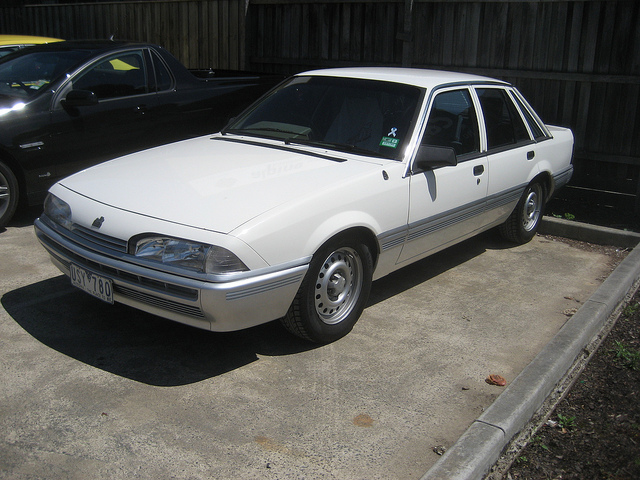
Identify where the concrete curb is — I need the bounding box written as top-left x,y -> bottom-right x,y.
539,216 -> 640,249
420,218 -> 640,480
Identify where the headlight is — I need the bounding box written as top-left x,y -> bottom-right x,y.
44,193 -> 72,229
134,236 -> 249,274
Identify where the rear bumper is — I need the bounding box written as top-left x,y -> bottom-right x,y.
553,165 -> 573,191
34,218 -> 308,332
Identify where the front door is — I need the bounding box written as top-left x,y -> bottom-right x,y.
47,49 -> 159,182
398,87 -> 488,264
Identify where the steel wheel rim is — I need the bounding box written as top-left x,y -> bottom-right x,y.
314,247 -> 363,325
0,171 -> 10,218
522,184 -> 542,232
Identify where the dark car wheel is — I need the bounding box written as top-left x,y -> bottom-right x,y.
0,161 -> 19,228
281,234 -> 373,343
499,181 -> 545,244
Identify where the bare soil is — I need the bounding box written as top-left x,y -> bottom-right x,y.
497,235 -> 640,480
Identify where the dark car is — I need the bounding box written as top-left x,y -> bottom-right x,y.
0,40 -> 283,227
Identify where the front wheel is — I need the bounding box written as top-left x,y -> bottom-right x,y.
281,235 -> 373,343
499,181 -> 545,244
0,161 -> 19,229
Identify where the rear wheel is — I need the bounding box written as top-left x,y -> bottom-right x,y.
281,234 -> 373,343
499,181 -> 545,244
0,161 -> 19,228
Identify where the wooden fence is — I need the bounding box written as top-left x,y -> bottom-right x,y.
1,1 -> 248,70
1,0 -> 639,202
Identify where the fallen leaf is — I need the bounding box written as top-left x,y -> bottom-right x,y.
486,374 -> 507,386
353,414 -> 374,427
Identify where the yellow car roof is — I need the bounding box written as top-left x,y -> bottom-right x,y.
0,35 -> 63,46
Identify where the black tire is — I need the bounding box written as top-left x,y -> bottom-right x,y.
0,161 -> 19,229
499,181 -> 545,244
281,234 -> 373,343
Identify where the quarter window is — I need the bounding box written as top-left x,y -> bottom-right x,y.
151,50 -> 173,91
511,92 -> 547,140
477,88 -> 530,149
422,89 -> 480,157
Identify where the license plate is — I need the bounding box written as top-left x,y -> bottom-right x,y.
70,264 -> 114,304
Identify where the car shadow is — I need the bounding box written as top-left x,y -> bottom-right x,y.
2,227 -> 518,387
2,275 -> 316,387
0,205 -> 42,233
367,228 -> 513,306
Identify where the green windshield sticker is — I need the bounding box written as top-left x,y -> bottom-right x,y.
380,137 -> 399,148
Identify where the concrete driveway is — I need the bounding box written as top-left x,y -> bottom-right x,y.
0,209 -> 619,479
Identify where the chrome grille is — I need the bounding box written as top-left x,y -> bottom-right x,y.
71,223 -> 128,253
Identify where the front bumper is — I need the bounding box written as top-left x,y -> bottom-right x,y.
34,218 -> 308,332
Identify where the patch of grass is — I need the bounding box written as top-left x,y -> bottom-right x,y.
532,435 -> 550,452
623,302 -> 640,317
557,413 -> 577,430
612,341 -> 640,371
551,212 -> 576,221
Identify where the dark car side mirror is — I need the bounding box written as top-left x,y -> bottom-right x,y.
62,90 -> 99,108
412,145 -> 458,174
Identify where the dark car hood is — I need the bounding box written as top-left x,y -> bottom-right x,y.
0,94 -> 22,108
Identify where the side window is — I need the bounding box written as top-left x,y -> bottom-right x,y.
477,88 -> 530,149
511,92 -> 548,140
421,89 -> 480,157
151,51 -> 173,91
73,51 -> 148,100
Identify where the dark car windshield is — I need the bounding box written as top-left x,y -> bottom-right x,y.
225,76 -> 423,161
0,49 -> 95,99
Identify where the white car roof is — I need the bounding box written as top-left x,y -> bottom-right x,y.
298,67 -> 509,89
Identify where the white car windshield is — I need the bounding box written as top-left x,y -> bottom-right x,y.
225,76 -> 424,161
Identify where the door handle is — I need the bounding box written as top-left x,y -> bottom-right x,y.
473,165 -> 484,176
134,104 -> 148,115
527,150 -> 535,160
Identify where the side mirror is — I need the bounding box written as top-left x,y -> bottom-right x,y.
412,145 -> 457,173
62,90 -> 98,108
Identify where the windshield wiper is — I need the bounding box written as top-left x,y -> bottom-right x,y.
284,136 -> 388,159
223,127 -> 302,137
283,137 -> 329,147
248,127 -> 302,135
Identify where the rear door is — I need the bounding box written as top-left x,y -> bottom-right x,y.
398,87 -> 488,264
474,87 -> 539,227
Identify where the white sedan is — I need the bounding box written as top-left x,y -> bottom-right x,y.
35,67 -> 574,343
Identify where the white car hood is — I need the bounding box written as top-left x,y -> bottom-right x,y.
59,135 -> 384,234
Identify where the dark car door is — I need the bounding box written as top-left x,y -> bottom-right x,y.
47,49 -> 160,180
